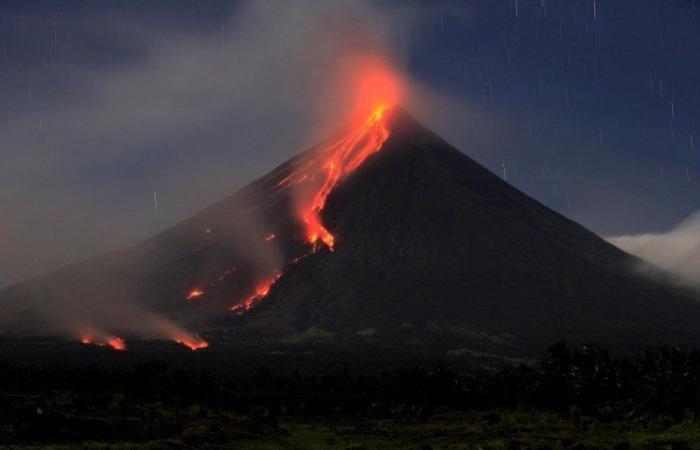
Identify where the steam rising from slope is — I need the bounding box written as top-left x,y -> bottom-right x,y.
0,269 -> 208,350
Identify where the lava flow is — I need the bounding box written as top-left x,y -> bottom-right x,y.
229,108 -> 391,312
172,335 -> 209,351
221,55 -> 404,315
228,57 -> 404,313
293,56 -> 403,251
298,106 -> 391,251
81,334 -> 127,351
186,289 -> 204,300
231,272 -> 283,314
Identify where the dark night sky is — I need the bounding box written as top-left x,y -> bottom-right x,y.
1,0 -> 699,287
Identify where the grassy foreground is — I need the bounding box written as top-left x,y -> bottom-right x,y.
13,410 -> 700,450
4,342 -> 700,449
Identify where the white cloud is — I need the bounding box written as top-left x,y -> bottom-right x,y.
609,211 -> 700,287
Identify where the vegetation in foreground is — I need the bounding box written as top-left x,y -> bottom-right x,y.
11,411 -> 700,450
2,343 -> 700,449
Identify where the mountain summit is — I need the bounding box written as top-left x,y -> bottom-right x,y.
236,107 -> 700,354
2,107 -> 700,356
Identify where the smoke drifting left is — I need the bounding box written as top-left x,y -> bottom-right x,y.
0,1 -> 416,348
0,257 -> 209,350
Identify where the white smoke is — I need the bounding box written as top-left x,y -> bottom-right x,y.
0,0 -> 417,288
609,211 -> 700,287
0,0 -> 487,343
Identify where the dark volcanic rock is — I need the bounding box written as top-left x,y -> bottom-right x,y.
245,108 -> 700,353
2,107 -> 700,357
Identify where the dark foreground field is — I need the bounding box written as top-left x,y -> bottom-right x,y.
12,412 -> 700,450
2,340 -> 700,449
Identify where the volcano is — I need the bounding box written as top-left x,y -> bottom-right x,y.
2,106 -> 700,357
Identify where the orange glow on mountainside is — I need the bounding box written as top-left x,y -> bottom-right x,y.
66,58 -> 406,349
186,289 -> 204,300
81,334 -> 127,351
227,57 -> 404,313
341,55 -> 404,122
172,335 -> 209,351
108,336 -> 127,351
296,57 -> 402,251
231,272 -> 283,314
299,106 -> 390,250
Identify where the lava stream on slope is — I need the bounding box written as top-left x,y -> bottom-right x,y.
229,106 -> 392,312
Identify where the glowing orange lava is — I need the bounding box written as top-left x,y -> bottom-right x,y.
108,336 -> 127,351
300,106 -> 390,250
226,56 -> 404,314
81,334 -> 127,351
173,335 -> 209,351
231,272 -> 283,314
293,56 -> 402,251
227,108 -> 391,311
186,289 -> 204,300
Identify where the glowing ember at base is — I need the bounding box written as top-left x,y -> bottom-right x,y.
81,335 -> 127,351
108,336 -> 127,351
172,335 -> 209,351
186,289 -> 205,300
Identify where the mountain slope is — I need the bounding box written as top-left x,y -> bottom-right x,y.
242,108 -> 700,352
2,107 -> 699,356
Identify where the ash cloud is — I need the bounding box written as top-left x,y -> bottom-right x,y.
0,0 -> 421,288
0,0 -> 453,339
609,211 -> 700,288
